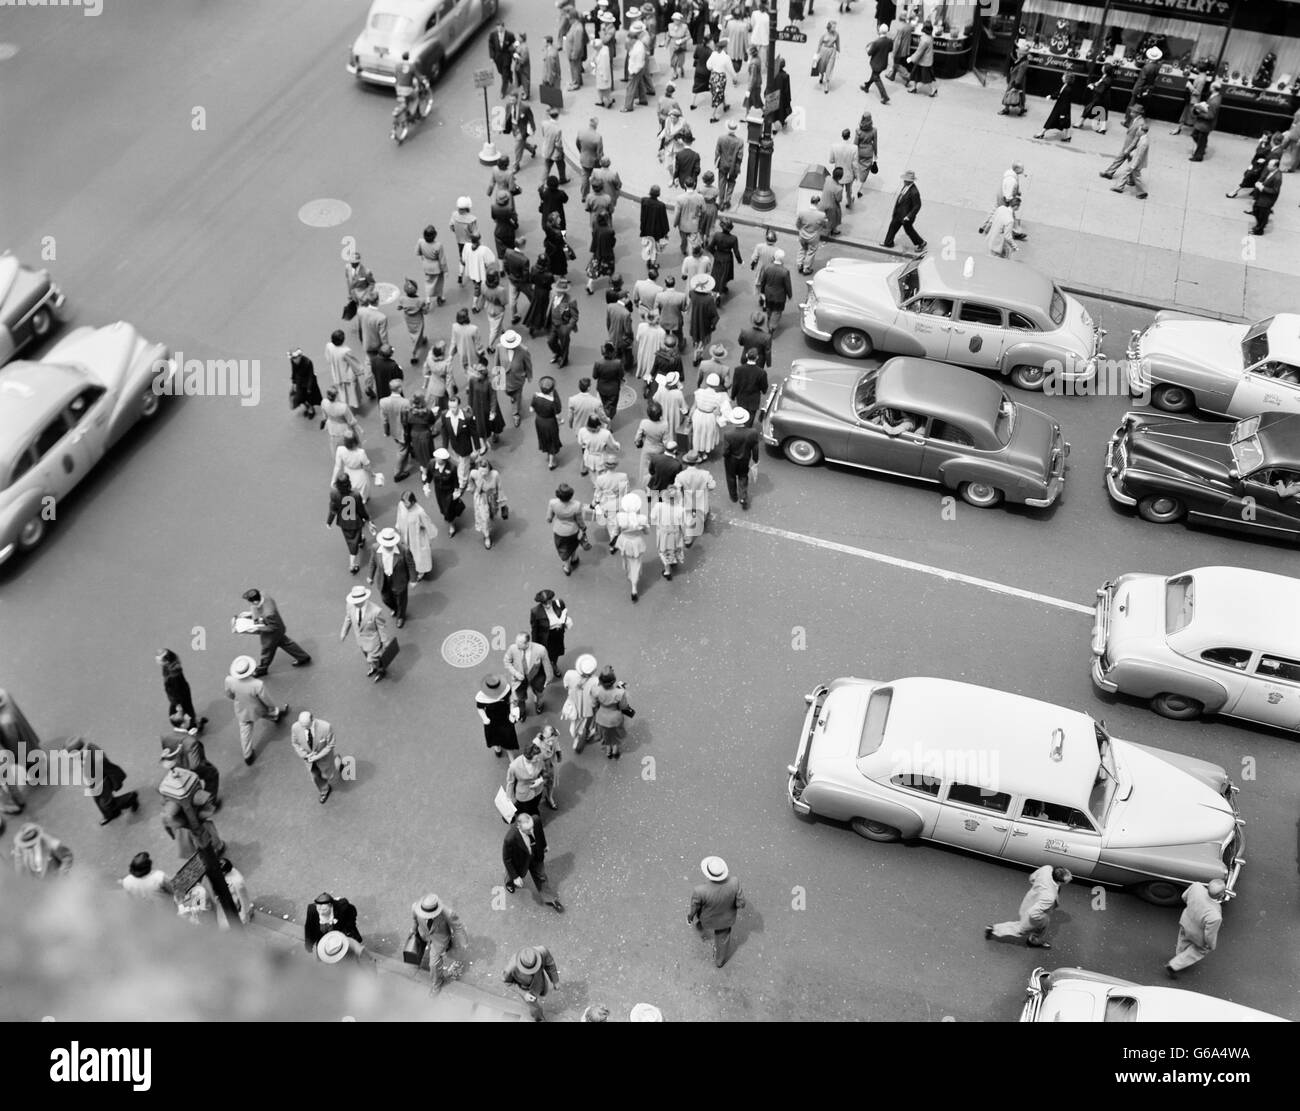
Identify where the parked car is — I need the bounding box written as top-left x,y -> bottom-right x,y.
757,357 -> 1068,509
785,676 -> 1245,905
0,252 -> 66,366
1104,410 -> 1300,540
799,255 -> 1103,391
1020,967 -> 1287,1023
0,323 -> 174,565
1128,311 -> 1300,418
1092,566 -> 1300,731
348,0 -> 499,86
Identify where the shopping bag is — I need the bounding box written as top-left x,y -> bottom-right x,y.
494,785 -> 518,823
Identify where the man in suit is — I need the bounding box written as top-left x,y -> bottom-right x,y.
504,632 -> 552,719
632,269 -> 663,319
863,23 -> 893,104
606,296 -> 635,377
239,588 -> 311,676
591,157 -> 623,210
672,132 -> 701,191
356,293 -> 389,397
1109,122 -> 1150,199
594,341 -> 626,419
546,278 -> 580,341
1099,104 -> 1146,178
1248,157 -> 1283,235
1128,46 -> 1162,122
503,92 -> 537,173
502,812 -> 565,913
647,441 -> 684,498
1165,879 -> 1226,978
575,118 -> 605,201
539,108 -> 567,184
441,395 -> 485,482
291,710 -> 337,804
720,406 -> 760,508
737,312 -> 771,370
503,943 -> 561,1020
621,21 -> 652,111
339,585 -> 393,683
886,14 -> 912,83
688,855 -> 746,967
367,527 -> 418,627
223,655 -> 288,766
488,20 -> 517,98
714,120 -> 746,210
160,720 -> 220,804
563,12 -> 587,90
757,250 -> 793,333
882,169 -> 925,251
729,349 -> 769,425
1189,82 -> 1223,162
502,235 -> 533,324
67,738 -> 139,826
654,276 -> 688,345
305,892 -> 362,953
829,128 -> 859,209
370,344 -> 401,401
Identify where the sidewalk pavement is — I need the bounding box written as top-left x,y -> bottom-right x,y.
545,13 -> 1298,321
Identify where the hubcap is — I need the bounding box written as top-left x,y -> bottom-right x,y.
18,517 -> 43,547
789,441 -> 817,463
840,332 -> 867,356
1151,497 -> 1177,517
1016,365 -> 1044,386
968,484 -> 995,502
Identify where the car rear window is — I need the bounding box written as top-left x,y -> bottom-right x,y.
994,398 -> 1015,446
1164,574 -> 1194,634
896,261 -> 920,305
1049,287 -> 1066,327
858,688 -> 891,758
853,370 -> 879,416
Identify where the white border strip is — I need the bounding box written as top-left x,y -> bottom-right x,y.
732,521 -> 1095,616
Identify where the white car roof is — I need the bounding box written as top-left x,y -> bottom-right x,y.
1044,971 -> 1287,1022
1172,566 -> 1300,657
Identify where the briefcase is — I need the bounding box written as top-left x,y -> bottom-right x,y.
379,638 -> 401,669
402,928 -> 427,966
539,82 -> 563,110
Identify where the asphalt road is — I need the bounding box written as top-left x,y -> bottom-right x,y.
0,1 -> 1296,1022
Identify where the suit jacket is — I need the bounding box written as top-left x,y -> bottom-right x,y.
547,292 -> 580,332
1193,92 -> 1222,134
502,821 -> 548,878
358,304 -> 389,352
867,34 -> 893,72
730,363 -> 769,411
721,424 -> 760,464
539,119 -> 564,161
441,408 -> 483,456
655,288 -> 688,332
502,943 -> 558,995
689,876 -> 745,930
368,543 -> 417,595
529,598 -> 570,645
488,27 -> 516,70
340,601 -> 390,654
737,326 -> 771,368
673,148 -> 701,188
291,718 -> 337,769
648,451 -> 684,490
505,102 -> 536,138
576,128 -> 605,170
503,247 -> 531,284
224,675 -> 273,723
714,132 -> 745,177
304,897 -> 361,952
892,182 -> 921,221
757,263 -> 792,305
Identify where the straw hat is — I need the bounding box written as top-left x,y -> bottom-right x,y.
456,195 -> 472,208
413,893 -> 442,918
1146,47 -> 1162,60
516,946 -> 543,974
229,655 -> 257,680
689,273 -> 715,294
500,330 -> 522,349
620,492 -> 643,513
377,527 -> 400,549
709,342 -> 728,358
347,585 -> 371,606
700,856 -> 729,882
705,372 -> 722,387
316,932 -> 351,964
728,408 -> 750,425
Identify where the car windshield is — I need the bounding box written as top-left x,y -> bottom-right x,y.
1088,722 -> 1119,826
994,396 -> 1016,445
1229,416 -> 1265,474
1164,574 -> 1194,634
853,369 -> 879,416
370,12 -> 415,33
894,261 -> 920,307
1049,287 -> 1067,327
858,688 -> 891,758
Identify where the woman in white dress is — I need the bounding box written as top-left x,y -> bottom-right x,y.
690,371 -> 729,457
613,492 -> 651,603
654,371 -> 690,441
650,485 -> 687,581
332,433 -> 374,503
592,468 -> 630,553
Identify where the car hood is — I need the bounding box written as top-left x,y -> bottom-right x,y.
1141,320 -> 1245,378
1123,418 -> 1234,482
810,259 -> 899,310
44,322 -> 153,393
1004,403 -> 1055,475
777,364 -> 860,423
1105,741 -> 1235,850
0,256 -> 45,315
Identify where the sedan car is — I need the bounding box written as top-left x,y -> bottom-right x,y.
1128,311 -> 1300,418
800,255 -> 1103,392
0,322 -> 174,565
0,252 -> 66,366
1104,410 -> 1300,540
348,0 -> 499,86
1092,566 -> 1300,731
786,676 -> 1245,905
1020,967 -> 1287,1023
757,357 -> 1068,509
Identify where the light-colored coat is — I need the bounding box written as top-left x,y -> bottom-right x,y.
291,718 -> 337,779
395,500 -> 436,575
224,675 -> 275,724
339,600 -> 390,655
1170,882 -> 1223,969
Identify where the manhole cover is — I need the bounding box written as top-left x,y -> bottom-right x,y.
617,383 -> 638,411
298,198 -> 352,228
442,629 -> 489,668
374,281 -> 401,307
0,44 -> 19,61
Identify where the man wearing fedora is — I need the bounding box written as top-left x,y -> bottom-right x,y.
720,407 -> 760,510
496,329 -> 533,428
688,855 -> 746,968
985,864 -> 1072,948
795,196 -> 829,275
290,710 -> 338,804
305,891 -> 363,951
529,589 -> 572,676
737,311 -> 771,372
1165,879 -> 1226,979
715,119 -> 745,210
238,588 -> 311,676
412,892 -> 468,987
883,170 -> 926,252
503,943 -> 560,1020
562,652 -> 600,753
503,812 -> 565,913
223,656 -> 288,766
339,585 -> 394,683
316,931 -> 375,968
367,527 -> 417,628
162,716 -> 221,804
729,348 -> 769,425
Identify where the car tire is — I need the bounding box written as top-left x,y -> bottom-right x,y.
1150,692 -> 1204,721
30,308 -> 53,338
17,513 -> 46,553
139,388 -> 161,420
1134,880 -> 1185,907
424,53 -> 444,85
1151,383 -> 1194,413
1009,364 -> 1047,391
851,818 -> 901,842
782,437 -> 823,467
1137,494 -> 1186,524
831,328 -> 873,360
959,481 -> 1004,509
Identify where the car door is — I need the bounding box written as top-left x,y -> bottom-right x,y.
948,300 -> 1007,369
922,418 -> 980,482
1001,798 -> 1103,877
899,295 -> 955,359
63,385 -> 112,470
1228,365 -> 1300,417
1223,653 -> 1300,730
435,0 -> 462,51
1229,471 -> 1300,538
844,406 -> 927,477
27,411 -> 80,506
930,781 -> 1013,858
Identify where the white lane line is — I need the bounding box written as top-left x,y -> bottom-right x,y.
732,520 -> 1095,616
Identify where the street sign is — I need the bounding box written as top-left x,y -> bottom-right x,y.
172,851 -> 206,896
473,68 -> 495,89
763,89 -> 782,114
775,26 -> 808,43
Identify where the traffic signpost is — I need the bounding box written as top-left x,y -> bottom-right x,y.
473,67 -> 501,165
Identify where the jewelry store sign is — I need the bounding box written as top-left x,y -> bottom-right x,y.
1112,0 -> 1232,24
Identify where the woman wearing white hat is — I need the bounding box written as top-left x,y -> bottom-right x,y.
686,272 -> 719,366
367,527 -> 417,628
675,450 -> 717,544
339,585 -> 394,682
448,197 -> 478,284
613,491 -> 651,601
654,370 -> 690,440
650,484 -> 687,581
689,372 -> 728,456
561,653 -> 600,752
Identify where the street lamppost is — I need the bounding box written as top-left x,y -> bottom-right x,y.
743,0 -> 779,211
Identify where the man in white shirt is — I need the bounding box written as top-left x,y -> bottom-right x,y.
1001,162 -> 1026,239
621,23 -> 651,112
750,5 -> 770,84
987,197 -> 1019,258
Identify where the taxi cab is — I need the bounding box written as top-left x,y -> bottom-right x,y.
1020,967 -> 1287,1022
348,0 -> 499,86
1092,566 -> 1300,732
786,677 -> 1244,905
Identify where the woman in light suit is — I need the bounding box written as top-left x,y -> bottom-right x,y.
339,585 -> 393,682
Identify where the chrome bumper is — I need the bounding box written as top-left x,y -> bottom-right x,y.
348,63 -> 397,86
1019,967 -> 1049,1023
787,685 -> 828,816
1090,585 -> 1118,692
1223,812 -> 1246,901
800,303 -> 831,342
1103,435 -> 1136,505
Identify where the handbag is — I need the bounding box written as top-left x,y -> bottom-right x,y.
403,927 -> 428,965
810,62 -> 820,77
341,300 -> 358,321
560,696 -> 578,721
448,496 -> 466,518
869,160 -> 878,175
499,492 -> 510,520
494,785 -> 518,823
578,529 -> 592,550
